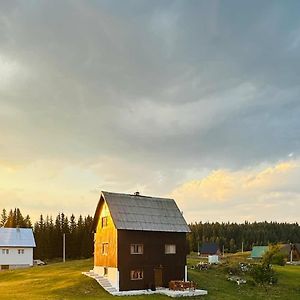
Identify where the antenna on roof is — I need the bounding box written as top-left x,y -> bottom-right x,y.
134,191 -> 140,196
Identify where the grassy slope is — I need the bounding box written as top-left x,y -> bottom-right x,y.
0,256 -> 299,300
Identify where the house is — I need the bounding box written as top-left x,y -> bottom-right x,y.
280,243 -> 300,261
0,227 -> 36,270
92,191 -> 190,291
199,243 -> 220,257
250,246 -> 269,259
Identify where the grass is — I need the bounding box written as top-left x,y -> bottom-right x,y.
0,255 -> 299,300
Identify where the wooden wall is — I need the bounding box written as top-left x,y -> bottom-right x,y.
94,200 -> 118,267
117,230 -> 187,291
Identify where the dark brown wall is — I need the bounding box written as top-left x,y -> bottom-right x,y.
117,230 -> 187,291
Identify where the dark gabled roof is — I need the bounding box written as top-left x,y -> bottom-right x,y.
200,243 -> 220,254
93,191 -> 190,233
279,244 -> 292,255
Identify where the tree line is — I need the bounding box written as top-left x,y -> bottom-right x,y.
188,221 -> 300,253
1,208 -> 94,260
1,208 -> 300,258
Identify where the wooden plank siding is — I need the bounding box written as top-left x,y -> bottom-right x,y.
94,201 -> 118,268
117,230 -> 186,291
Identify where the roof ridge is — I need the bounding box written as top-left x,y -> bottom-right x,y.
102,190 -> 174,201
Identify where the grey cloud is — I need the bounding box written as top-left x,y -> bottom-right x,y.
0,0 -> 300,192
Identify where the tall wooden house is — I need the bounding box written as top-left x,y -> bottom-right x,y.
92,191 -> 190,291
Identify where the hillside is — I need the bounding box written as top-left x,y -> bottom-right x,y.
0,257 -> 299,299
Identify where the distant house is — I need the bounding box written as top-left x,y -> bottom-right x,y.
200,243 -> 220,256
279,243 -> 300,261
92,191 -> 190,291
0,228 -> 36,270
250,246 -> 269,259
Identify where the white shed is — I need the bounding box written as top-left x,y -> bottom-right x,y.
0,228 -> 36,270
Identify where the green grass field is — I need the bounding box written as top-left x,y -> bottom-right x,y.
0,256 -> 299,300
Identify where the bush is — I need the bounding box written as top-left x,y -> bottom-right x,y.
271,253 -> 286,266
250,263 -> 278,287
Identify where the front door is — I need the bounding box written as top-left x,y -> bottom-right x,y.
154,268 -> 163,287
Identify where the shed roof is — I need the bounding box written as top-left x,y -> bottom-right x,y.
0,228 -> 36,247
93,191 -> 190,233
200,243 -> 220,254
251,246 -> 269,258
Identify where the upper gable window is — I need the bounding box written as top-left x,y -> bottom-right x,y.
165,244 -> 176,254
101,216 -> 108,228
130,244 -> 143,255
18,249 -> 24,254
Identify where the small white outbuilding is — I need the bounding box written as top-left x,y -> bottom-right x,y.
0,227 -> 36,270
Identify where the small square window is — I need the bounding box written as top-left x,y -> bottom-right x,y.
165,244 -> 176,254
101,217 -> 108,228
130,270 -> 143,280
2,249 -> 9,255
130,244 -> 143,254
102,243 -> 108,255
18,249 -> 24,255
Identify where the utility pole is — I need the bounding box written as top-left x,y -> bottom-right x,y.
197,241 -> 200,256
241,241 -> 244,253
222,245 -> 225,257
63,233 -> 66,263
290,243 -> 293,263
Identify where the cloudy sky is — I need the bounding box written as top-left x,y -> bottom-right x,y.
1,0 -> 300,223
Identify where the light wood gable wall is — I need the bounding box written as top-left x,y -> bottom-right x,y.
94,199 -> 118,268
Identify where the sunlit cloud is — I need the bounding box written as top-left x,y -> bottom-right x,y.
171,160 -> 300,222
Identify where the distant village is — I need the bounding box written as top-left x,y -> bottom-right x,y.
1,191 -> 300,297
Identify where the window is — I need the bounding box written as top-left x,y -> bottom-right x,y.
165,244 -> 176,254
102,243 -> 108,255
103,267 -> 108,276
130,244 -> 143,254
130,270 -> 143,280
18,249 -> 24,255
1,249 -> 9,255
101,216 -> 108,228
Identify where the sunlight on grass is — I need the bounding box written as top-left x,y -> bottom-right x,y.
0,257 -> 299,299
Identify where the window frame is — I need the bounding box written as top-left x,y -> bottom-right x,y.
18,249 -> 25,255
2,249 -> 9,255
130,269 -> 143,280
101,243 -> 108,255
165,244 -> 176,254
130,244 -> 143,255
101,216 -> 108,228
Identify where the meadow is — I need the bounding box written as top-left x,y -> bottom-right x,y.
0,254 -> 299,300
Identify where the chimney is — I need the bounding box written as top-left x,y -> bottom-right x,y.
134,191 -> 140,196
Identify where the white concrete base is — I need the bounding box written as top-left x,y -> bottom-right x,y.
83,270 -> 207,297
93,266 -> 119,290
113,288 -> 208,297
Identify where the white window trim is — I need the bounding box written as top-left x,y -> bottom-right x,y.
130,244 -> 143,255
165,244 -> 176,254
102,243 -> 108,255
130,270 -> 143,280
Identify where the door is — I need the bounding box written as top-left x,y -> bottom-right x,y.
154,268 -> 163,287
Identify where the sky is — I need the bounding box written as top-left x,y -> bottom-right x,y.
0,0 -> 300,223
